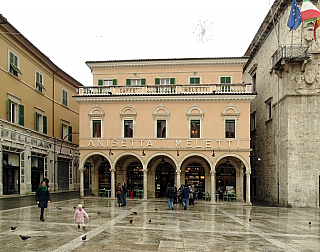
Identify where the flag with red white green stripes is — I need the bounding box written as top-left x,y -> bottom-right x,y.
301,0 -> 320,22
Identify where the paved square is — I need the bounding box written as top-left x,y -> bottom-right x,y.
0,198 -> 319,251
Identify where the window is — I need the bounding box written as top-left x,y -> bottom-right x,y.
62,89 -> 68,107
9,51 -> 22,77
189,77 -> 200,84
251,112 -> 256,131
126,78 -> 146,86
35,111 -> 47,134
92,120 -> 101,138
225,120 -> 235,138
98,79 -> 117,86
61,122 -> 72,141
157,120 -> 166,138
36,71 -> 46,92
252,73 -> 256,92
266,98 -> 272,120
190,120 -> 200,138
8,95 -> 24,126
220,76 -> 232,92
124,120 -> 133,138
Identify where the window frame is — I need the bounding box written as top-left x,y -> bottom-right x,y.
265,98 -> 273,121
189,76 -> 201,85
62,89 -> 68,107
225,120 -> 236,138
156,120 -> 167,138
92,119 -> 102,138
190,120 -> 201,138
124,120 -> 134,138
186,104 -> 204,139
61,121 -> 72,141
8,50 -> 22,77
35,107 -> 47,134
35,71 -> 46,92
8,94 -> 24,126
120,105 -> 137,138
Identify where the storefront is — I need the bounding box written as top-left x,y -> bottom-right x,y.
2,147 -> 21,195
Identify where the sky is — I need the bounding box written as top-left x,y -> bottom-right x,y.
1,0 -> 275,86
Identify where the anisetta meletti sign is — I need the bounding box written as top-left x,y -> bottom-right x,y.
83,138 -> 249,149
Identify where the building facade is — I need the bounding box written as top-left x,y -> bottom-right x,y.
75,58 -> 255,203
243,0 -> 320,207
0,14 -> 83,195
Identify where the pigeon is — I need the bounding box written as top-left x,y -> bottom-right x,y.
148,219 -> 151,223
132,212 -> 137,215
73,206 -> 77,209
82,235 -> 87,241
20,235 -> 31,241
309,222 -> 311,225
155,209 -> 158,211
97,212 -> 101,215
10,227 -> 17,231
56,207 -> 62,210
129,220 -> 133,224
249,219 -> 251,222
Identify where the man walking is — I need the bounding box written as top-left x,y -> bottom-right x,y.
165,183 -> 175,210
180,184 -> 190,210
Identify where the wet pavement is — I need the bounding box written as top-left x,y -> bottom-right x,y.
0,195 -> 319,252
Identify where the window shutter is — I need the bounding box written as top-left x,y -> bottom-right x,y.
68,126 -> 72,142
61,123 -> 64,139
43,115 -> 47,134
195,77 -> 200,84
98,79 -> 103,86
190,78 -> 194,84
113,79 -> 117,86
220,77 -> 225,84
8,99 -> 11,121
170,78 -> 175,85
226,77 -> 231,83
18,104 -> 24,126
126,79 -> 131,86
155,78 -> 160,85
141,78 -> 146,85
35,112 -> 39,131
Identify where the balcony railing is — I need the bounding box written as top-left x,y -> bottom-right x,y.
271,45 -> 309,70
77,83 -> 253,96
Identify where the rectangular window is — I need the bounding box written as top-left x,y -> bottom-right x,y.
190,77 -> 200,84
61,123 -> 68,139
35,112 -> 47,133
251,112 -> 256,131
124,120 -> 133,138
220,76 -> 231,84
132,79 -> 141,86
157,120 -> 166,138
266,98 -> 272,120
9,51 -> 22,77
62,89 -> 68,107
252,73 -> 256,92
190,120 -> 200,138
8,98 -> 24,126
98,79 -> 117,86
36,71 -> 45,92
92,120 -> 101,138
225,120 -> 235,138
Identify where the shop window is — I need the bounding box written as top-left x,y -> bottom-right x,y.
185,162 -> 205,193
127,162 -> 143,191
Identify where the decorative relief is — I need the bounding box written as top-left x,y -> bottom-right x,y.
291,67 -> 320,94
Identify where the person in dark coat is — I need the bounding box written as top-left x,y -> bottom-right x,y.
122,183 -> 127,207
165,183 -> 175,210
36,180 -> 51,221
180,184 -> 190,210
116,183 -> 123,207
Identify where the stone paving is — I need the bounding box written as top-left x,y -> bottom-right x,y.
0,197 -> 319,251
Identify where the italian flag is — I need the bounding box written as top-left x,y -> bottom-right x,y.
301,0 -> 320,22
314,2 -> 320,41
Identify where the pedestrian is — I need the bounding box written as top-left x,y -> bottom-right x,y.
74,204 -> 89,229
173,185 -> 178,204
191,185 -> 196,205
116,183 -> 123,207
180,184 -> 190,210
43,177 -> 50,188
122,183 -> 127,207
189,186 -> 193,205
35,180 -> 51,222
165,183 -> 175,210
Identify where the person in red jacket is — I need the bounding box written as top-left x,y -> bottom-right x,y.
74,204 -> 89,229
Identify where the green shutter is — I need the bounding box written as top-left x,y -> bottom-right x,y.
155,78 -> 160,85
220,77 -> 226,84
170,78 -> 175,84
195,77 -> 200,84
61,123 -> 64,139
113,79 -> 117,86
141,78 -> 146,85
226,77 -> 231,83
190,77 -> 194,84
8,99 -> 11,121
68,126 -> 72,142
18,104 -> 24,126
126,79 -> 131,86
43,116 -> 47,134
35,112 -> 39,131
98,79 -> 103,86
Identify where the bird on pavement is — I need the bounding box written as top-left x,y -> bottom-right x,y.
20,235 -> 31,241
249,219 -> 251,222
10,227 -> 17,231
309,222 -> 312,225
82,235 -> 87,241
56,207 -> 62,210
155,209 -> 158,211
148,219 -> 151,223
73,206 -> 77,209
97,212 -> 101,215
132,212 -> 137,215
129,220 -> 133,224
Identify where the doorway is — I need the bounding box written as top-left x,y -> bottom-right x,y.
155,158 -> 174,198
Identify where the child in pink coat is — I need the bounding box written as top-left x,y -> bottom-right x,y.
74,204 -> 89,229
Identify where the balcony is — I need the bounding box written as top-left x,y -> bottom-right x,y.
271,45 -> 309,72
77,83 -> 253,96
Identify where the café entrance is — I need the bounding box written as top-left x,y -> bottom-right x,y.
155,158 -> 174,198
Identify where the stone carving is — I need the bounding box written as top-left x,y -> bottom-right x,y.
291,68 -> 320,94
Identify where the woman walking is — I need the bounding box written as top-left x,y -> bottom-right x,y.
36,180 -> 51,222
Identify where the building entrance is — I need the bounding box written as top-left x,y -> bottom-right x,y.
99,161 -> 111,189
216,160 -> 236,196
185,162 -> 205,194
3,151 -> 20,195
155,158 -> 174,198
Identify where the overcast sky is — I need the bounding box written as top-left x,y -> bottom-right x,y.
1,0 -> 275,86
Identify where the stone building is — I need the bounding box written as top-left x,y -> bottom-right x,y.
243,0 -> 320,207
0,14 -> 83,195
75,58 -> 255,203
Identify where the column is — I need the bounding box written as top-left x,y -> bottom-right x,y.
211,169 -> 216,203
143,164 -> 148,199
111,163 -> 116,199
80,164 -> 84,198
246,171 -> 251,204
176,168 -> 181,188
